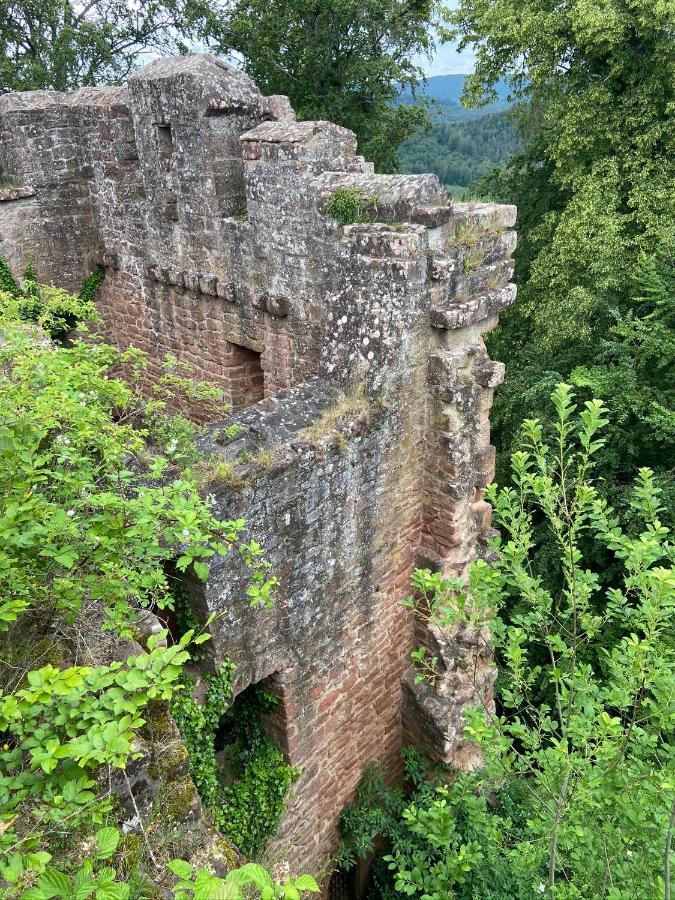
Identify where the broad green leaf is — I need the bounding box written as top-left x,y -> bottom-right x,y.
293,875 -> 320,892
167,860 -> 192,880
226,864 -> 273,890
37,868 -> 72,899
95,828 -> 120,860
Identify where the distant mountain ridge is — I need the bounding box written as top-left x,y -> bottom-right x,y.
399,74 -> 512,121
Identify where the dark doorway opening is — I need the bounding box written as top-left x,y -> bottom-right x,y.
211,675 -> 297,858
225,340 -> 264,409
328,853 -> 378,899
328,868 -> 356,900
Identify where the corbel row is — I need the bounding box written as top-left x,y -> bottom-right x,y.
145,264 -> 290,317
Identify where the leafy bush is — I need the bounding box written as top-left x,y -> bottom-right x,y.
0,286 -> 277,892
0,292 -> 274,635
340,386 -> 673,899
0,628 -> 212,891
0,257 -> 103,340
338,752 -> 534,900
401,385 -> 674,898
13,827 -> 320,900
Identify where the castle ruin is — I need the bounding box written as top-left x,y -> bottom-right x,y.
0,55 -> 516,886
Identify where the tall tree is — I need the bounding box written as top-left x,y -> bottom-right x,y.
214,0 -> 447,172
448,0 -> 675,503
0,0 -> 219,93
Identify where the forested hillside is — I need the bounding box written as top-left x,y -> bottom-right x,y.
397,74 -> 519,188
399,108 -> 521,188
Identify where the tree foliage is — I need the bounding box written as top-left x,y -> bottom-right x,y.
0,0 -> 219,93
214,0 -> 448,171
448,0 -> 675,504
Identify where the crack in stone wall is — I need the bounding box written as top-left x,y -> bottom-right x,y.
0,53 -> 517,882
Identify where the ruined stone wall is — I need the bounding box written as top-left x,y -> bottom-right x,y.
0,55 -> 517,885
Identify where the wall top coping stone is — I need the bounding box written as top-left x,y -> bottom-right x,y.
313,170 -> 447,203
128,53 -> 252,85
127,53 -> 262,112
0,184 -> 35,202
240,121 -> 353,144
0,85 -> 127,113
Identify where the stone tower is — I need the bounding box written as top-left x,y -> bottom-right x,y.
0,55 -> 516,880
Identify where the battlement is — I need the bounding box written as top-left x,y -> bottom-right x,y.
0,54 -> 516,885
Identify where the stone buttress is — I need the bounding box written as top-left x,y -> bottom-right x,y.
0,55 -> 517,882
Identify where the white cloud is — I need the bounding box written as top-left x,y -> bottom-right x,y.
421,41 -> 476,76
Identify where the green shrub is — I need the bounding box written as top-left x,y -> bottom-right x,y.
0,257 -> 105,340
0,294 -> 276,893
327,188 -> 379,226
402,385 -> 674,898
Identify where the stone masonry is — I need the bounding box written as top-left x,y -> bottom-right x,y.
0,55 -> 516,886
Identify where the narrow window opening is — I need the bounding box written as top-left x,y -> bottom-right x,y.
156,123 -> 174,161
226,341 -> 264,409
155,123 -> 178,220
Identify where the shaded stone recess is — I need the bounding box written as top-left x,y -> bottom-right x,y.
0,54 -> 517,883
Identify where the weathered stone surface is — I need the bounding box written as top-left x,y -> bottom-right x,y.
0,54 -> 518,882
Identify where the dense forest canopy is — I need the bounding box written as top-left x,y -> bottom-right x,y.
209,0 -> 448,171
447,0 -> 675,511
399,107 -> 521,188
0,0 -> 219,91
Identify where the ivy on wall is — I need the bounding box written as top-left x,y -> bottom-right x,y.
171,668 -> 299,858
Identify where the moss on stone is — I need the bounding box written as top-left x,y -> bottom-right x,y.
116,833 -> 143,872
157,776 -> 198,825
148,742 -> 189,780
216,839 -> 240,872
143,701 -> 176,739
30,637 -> 68,669
327,188 -> 378,226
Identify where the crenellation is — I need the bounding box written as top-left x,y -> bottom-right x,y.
0,53 -> 518,886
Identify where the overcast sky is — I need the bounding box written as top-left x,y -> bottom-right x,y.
414,2 -> 477,77
420,40 -> 476,76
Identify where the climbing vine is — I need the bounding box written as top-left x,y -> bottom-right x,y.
78,266 -> 106,307
171,672 -> 299,858
170,663 -> 237,811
